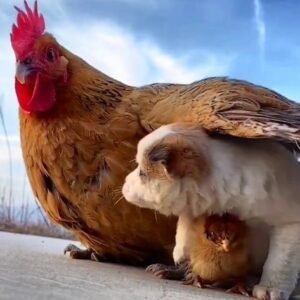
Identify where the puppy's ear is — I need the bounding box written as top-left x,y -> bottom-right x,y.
148,144 -> 170,166
148,144 -> 195,178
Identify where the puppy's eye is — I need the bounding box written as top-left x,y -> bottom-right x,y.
139,169 -> 146,178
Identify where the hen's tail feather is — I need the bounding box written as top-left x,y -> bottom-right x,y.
213,108 -> 300,153
221,109 -> 300,126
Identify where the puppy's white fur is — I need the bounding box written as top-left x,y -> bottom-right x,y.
122,123 -> 300,300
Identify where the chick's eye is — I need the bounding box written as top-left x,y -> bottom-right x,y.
46,47 -> 57,62
207,232 -> 214,240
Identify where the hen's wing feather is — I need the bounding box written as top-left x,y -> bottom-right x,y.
20,110 -> 175,264
141,77 -> 300,145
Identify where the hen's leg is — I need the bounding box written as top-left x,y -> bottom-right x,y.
146,215 -> 194,280
64,244 -> 103,261
146,214 -> 194,280
253,223 -> 300,300
182,271 -> 210,288
146,262 -> 188,280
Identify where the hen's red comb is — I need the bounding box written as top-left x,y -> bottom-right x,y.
10,0 -> 45,60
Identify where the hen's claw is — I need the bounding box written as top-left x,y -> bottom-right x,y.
64,244 -> 92,259
90,252 -> 110,262
146,263 -> 187,280
182,272 -> 209,288
226,282 -> 251,297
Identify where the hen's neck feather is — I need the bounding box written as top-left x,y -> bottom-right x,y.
60,46 -> 134,117
19,44 -> 148,156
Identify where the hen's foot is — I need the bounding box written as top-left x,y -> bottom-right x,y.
182,272 -> 207,288
64,244 -> 103,261
226,282 -> 251,297
146,263 -> 187,280
64,244 -> 91,259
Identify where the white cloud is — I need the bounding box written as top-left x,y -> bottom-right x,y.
54,21 -> 232,86
0,136 -> 23,177
0,135 -> 22,163
0,33 -> 18,136
0,135 -> 20,143
253,0 -> 266,66
144,45 -> 232,83
101,0 -> 168,7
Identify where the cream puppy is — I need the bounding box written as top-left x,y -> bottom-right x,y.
122,123 -> 300,300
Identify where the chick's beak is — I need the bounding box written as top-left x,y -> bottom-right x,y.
15,61 -> 32,84
221,239 -> 230,252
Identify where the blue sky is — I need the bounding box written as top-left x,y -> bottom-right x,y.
1,0 -> 300,202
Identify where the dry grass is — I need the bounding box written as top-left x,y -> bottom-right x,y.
0,184 -> 74,239
0,96 -> 73,240
0,221 -> 73,239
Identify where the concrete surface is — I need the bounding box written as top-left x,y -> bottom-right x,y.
0,232 -> 299,300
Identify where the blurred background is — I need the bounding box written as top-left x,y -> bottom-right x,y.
0,0 -> 300,236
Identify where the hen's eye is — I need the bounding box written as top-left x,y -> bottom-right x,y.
23,57 -> 32,65
46,47 -> 57,62
139,169 -> 146,178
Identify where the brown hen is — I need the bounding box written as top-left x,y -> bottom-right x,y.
11,1 -> 300,265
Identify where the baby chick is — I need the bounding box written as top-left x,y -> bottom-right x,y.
187,213 -> 250,295
146,213 -> 251,296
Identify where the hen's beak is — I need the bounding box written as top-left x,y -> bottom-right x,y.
15,61 -> 31,84
221,239 -> 230,252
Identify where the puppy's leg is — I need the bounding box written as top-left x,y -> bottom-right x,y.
146,214 -> 194,280
253,223 -> 300,300
173,214 -> 194,264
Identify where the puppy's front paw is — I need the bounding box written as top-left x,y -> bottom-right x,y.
252,285 -> 288,300
173,244 -> 187,265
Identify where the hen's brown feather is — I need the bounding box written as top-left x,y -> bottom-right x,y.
20,36 -> 300,265
140,78 -> 300,148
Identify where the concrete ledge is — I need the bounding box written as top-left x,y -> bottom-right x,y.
0,232 -> 299,300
